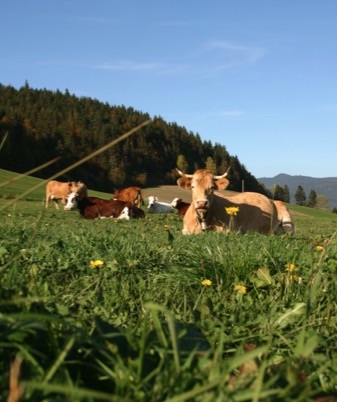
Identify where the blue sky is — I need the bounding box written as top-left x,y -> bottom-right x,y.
1,1 -> 336,178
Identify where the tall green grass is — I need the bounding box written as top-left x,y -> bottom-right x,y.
1,172 -> 337,401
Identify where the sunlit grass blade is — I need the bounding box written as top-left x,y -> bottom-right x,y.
43,336 -> 76,383
0,130 -> 8,153
24,381 -> 120,401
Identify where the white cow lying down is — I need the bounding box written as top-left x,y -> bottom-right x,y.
147,196 -> 174,213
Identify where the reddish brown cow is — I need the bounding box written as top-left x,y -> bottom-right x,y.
45,180 -> 87,209
176,168 -> 280,235
113,187 -> 144,208
170,198 -> 191,216
64,192 -> 145,220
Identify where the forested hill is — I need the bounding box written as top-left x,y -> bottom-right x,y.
0,83 -> 266,194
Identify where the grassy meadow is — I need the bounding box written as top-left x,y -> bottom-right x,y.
1,169 -> 337,401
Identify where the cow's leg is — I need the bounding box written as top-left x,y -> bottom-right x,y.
51,196 -> 60,210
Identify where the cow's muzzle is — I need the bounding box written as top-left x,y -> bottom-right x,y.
195,199 -> 208,210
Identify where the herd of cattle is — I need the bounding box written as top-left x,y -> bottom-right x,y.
45,168 -> 295,235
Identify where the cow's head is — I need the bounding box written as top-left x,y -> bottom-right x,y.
147,196 -> 158,210
69,181 -> 86,194
67,181 -> 76,190
64,192 -> 79,211
170,197 -> 181,208
117,206 -> 130,220
176,168 -> 230,221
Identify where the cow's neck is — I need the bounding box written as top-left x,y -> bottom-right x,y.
195,208 -> 209,231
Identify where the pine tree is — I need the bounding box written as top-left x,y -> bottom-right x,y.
273,184 -> 285,201
295,186 -> 306,206
283,185 -> 290,203
307,189 -> 317,208
205,156 -> 217,174
176,154 -> 189,172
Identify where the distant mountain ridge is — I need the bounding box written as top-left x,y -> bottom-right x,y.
258,174 -> 337,209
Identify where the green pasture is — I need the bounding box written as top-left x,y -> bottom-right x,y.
1,169 -> 337,401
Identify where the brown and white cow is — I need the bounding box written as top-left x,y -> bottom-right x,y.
113,186 -> 144,208
176,168 -> 280,235
273,200 -> 295,234
170,198 -> 191,216
64,193 -> 145,220
45,180 -> 88,209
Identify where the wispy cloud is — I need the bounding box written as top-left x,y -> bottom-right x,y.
213,110 -> 244,117
89,39 -> 266,75
203,40 -> 266,68
93,60 -> 164,72
7,39 -> 266,78
91,59 -> 186,75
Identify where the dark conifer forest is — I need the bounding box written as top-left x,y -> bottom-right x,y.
0,83 -> 268,195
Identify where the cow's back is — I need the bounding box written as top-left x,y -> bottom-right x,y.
218,192 -> 278,233
46,180 -> 69,197
114,187 -> 143,207
78,198 -> 128,220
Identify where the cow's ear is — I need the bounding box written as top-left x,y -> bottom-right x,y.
215,177 -> 230,190
177,177 -> 192,190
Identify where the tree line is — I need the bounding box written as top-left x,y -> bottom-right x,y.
272,183 -> 333,211
0,82 -> 268,195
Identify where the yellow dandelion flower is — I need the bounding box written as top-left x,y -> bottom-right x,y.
225,206 -> 239,216
316,246 -> 324,252
90,260 -> 104,268
290,274 -> 298,282
201,279 -> 212,286
285,263 -> 296,272
234,284 -> 247,294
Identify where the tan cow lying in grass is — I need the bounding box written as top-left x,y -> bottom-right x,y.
176,168 -> 294,235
